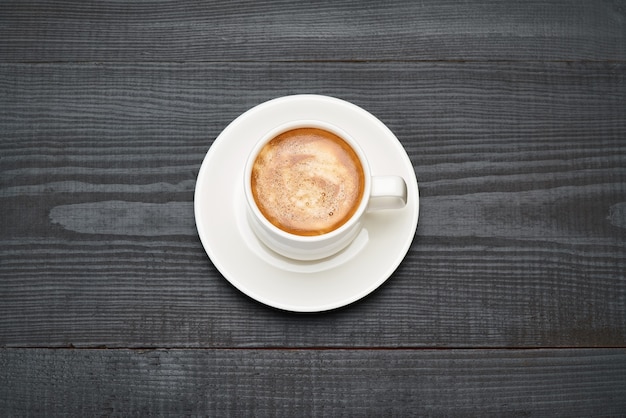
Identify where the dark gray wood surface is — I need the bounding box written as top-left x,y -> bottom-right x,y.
2,348 -> 625,416
1,61 -> 625,349
1,0 -> 625,62
1,0 -> 625,416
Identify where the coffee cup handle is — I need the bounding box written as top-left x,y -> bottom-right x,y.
368,175 -> 408,211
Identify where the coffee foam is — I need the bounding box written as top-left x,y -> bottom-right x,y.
251,128 -> 365,236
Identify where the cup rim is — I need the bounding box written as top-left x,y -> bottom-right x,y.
243,119 -> 372,243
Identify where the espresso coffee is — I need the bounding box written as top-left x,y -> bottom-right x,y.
251,127 -> 365,236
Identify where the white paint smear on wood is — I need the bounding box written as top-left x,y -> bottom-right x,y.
50,201 -> 195,236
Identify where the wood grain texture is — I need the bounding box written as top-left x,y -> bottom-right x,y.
0,0 -> 625,63
2,1 -> 625,415
1,348 -> 625,416
1,62 -> 625,348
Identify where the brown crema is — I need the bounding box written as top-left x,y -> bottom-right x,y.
251,128 -> 365,236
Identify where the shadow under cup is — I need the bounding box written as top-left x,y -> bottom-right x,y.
244,120 -> 406,261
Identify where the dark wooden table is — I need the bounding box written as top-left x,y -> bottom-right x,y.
1,1 -> 625,416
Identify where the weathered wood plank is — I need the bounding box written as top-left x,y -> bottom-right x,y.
0,0 -> 624,63
1,62 -> 625,347
1,348 -> 625,416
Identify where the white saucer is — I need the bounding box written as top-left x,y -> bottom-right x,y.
194,95 -> 419,312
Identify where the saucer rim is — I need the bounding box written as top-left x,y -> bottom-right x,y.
194,94 -> 419,312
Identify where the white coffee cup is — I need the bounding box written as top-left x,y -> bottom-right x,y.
244,119 -> 407,260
